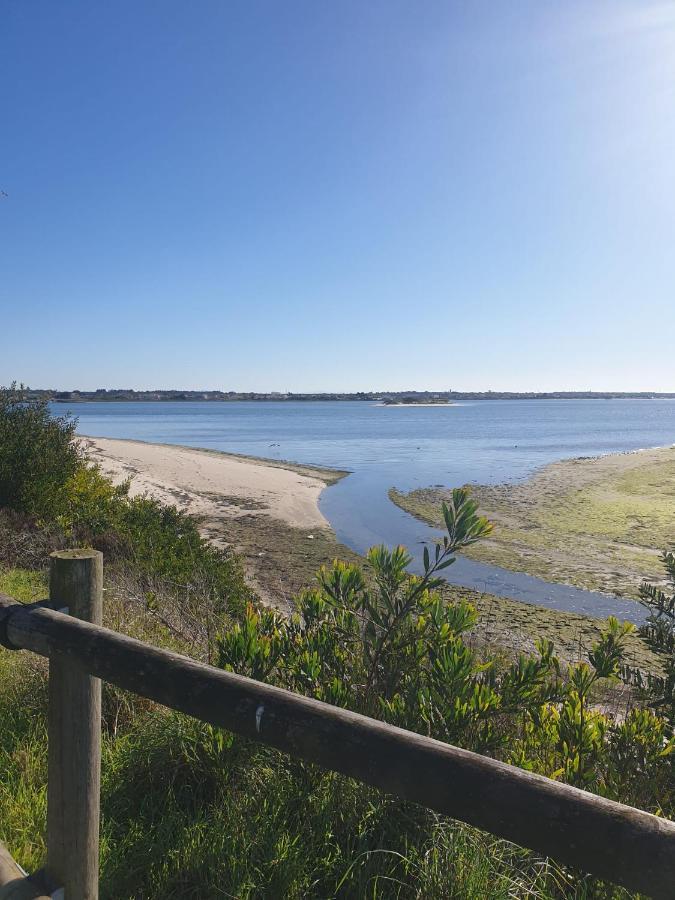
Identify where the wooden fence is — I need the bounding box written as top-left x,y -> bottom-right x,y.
0,550 -> 674,899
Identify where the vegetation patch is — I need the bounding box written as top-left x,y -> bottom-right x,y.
0,386 -> 251,622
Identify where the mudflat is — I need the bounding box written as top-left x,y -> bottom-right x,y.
84,437 -> 662,666
391,446 -> 675,599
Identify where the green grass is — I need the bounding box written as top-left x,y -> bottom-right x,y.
390,446 -> 675,599
0,568 -> 48,602
0,691 -> 636,899
0,568 -> 49,871
97,716 -> 586,899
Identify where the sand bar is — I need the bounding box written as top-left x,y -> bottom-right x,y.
84,436 -> 344,532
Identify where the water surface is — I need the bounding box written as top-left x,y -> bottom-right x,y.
61,399 -> 675,623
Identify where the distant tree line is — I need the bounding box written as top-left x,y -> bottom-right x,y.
20,388 -> 675,403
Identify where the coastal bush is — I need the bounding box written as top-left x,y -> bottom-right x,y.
623,550 -> 675,731
0,384 -> 82,520
59,463 -> 130,537
54,464 -> 249,611
117,496 -> 250,612
0,384 -> 250,617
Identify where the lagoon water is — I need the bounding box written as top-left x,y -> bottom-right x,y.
62,399 -> 675,623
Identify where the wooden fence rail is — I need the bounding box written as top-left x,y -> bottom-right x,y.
1,551 -> 674,899
0,841 -> 50,900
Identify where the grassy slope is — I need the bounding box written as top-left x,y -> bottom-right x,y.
391,446 -> 675,599
0,465 -> 662,896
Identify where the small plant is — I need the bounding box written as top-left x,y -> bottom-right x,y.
623,550 -> 675,730
556,617 -> 634,788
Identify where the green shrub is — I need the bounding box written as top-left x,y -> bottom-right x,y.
623,550 -> 675,731
0,384 -> 82,520
118,495 -> 249,613
59,464 -> 130,536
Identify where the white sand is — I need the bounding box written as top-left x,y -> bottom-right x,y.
84,437 -> 334,531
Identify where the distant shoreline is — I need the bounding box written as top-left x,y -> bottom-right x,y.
44,391 -> 675,403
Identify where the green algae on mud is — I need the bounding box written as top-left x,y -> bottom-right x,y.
448,584 -> 660,673
206,514 -> 362,611
390,446 -> 675,600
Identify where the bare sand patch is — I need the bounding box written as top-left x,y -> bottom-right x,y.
85,436 -> 342,532
83,437 -> 354,608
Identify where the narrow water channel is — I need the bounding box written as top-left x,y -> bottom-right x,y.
320,467 -> 646,624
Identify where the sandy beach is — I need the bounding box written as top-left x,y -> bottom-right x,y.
84,437 -> 354,606
85,436 -> 341,531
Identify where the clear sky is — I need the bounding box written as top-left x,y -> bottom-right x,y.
2,1 -> 674,392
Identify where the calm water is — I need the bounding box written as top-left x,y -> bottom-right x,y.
60,399 -> 675,623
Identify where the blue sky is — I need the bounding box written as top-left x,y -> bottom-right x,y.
2,1 -> 674,391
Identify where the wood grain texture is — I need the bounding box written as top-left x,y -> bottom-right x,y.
46,551 -> 102,900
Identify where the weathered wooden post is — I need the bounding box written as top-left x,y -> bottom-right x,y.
46,551 -> 102,900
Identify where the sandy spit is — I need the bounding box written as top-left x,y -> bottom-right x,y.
84,436 -> 340,532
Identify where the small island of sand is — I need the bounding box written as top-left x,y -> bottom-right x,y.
378,398 -> 454,407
